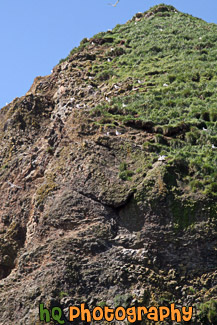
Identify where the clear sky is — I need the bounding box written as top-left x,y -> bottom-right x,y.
0,0 -> 217,109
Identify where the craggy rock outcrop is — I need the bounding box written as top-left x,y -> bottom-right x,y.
0,4 -> 216,324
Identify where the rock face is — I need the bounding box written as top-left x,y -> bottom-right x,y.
0,4 -> 216,324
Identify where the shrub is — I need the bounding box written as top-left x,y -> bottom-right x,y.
46,147 -> 54,155
119,170 -> 134,181
119,162 -> 127,172
97,70 -> 113,81
198,300 -> 217,324
185,131 -> 197,145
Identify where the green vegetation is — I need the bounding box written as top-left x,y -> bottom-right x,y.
198,299 -> 217,324
46,146 -> 54,155
89,4 -> 216,197
60,4 -> 217,198
119,162 -> 134,181
97,301 -> 107,308
114,294 -> 132,308
36,174 -> 58,206
59,291 -> 68,299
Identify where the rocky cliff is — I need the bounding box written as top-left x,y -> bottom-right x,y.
0,4 -> 216,324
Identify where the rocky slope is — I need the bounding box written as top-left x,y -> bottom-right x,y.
0,4 -> 216,324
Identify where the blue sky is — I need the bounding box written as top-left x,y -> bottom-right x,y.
0,0 -> 217,109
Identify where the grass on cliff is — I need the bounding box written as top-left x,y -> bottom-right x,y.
60,4 -> 217,197
198,299 -> 217,324
90,5 -> 217,197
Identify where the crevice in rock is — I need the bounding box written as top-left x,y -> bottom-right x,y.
0,225 -> 26,280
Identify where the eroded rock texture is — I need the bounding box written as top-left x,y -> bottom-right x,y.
0,4 -> 216,324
